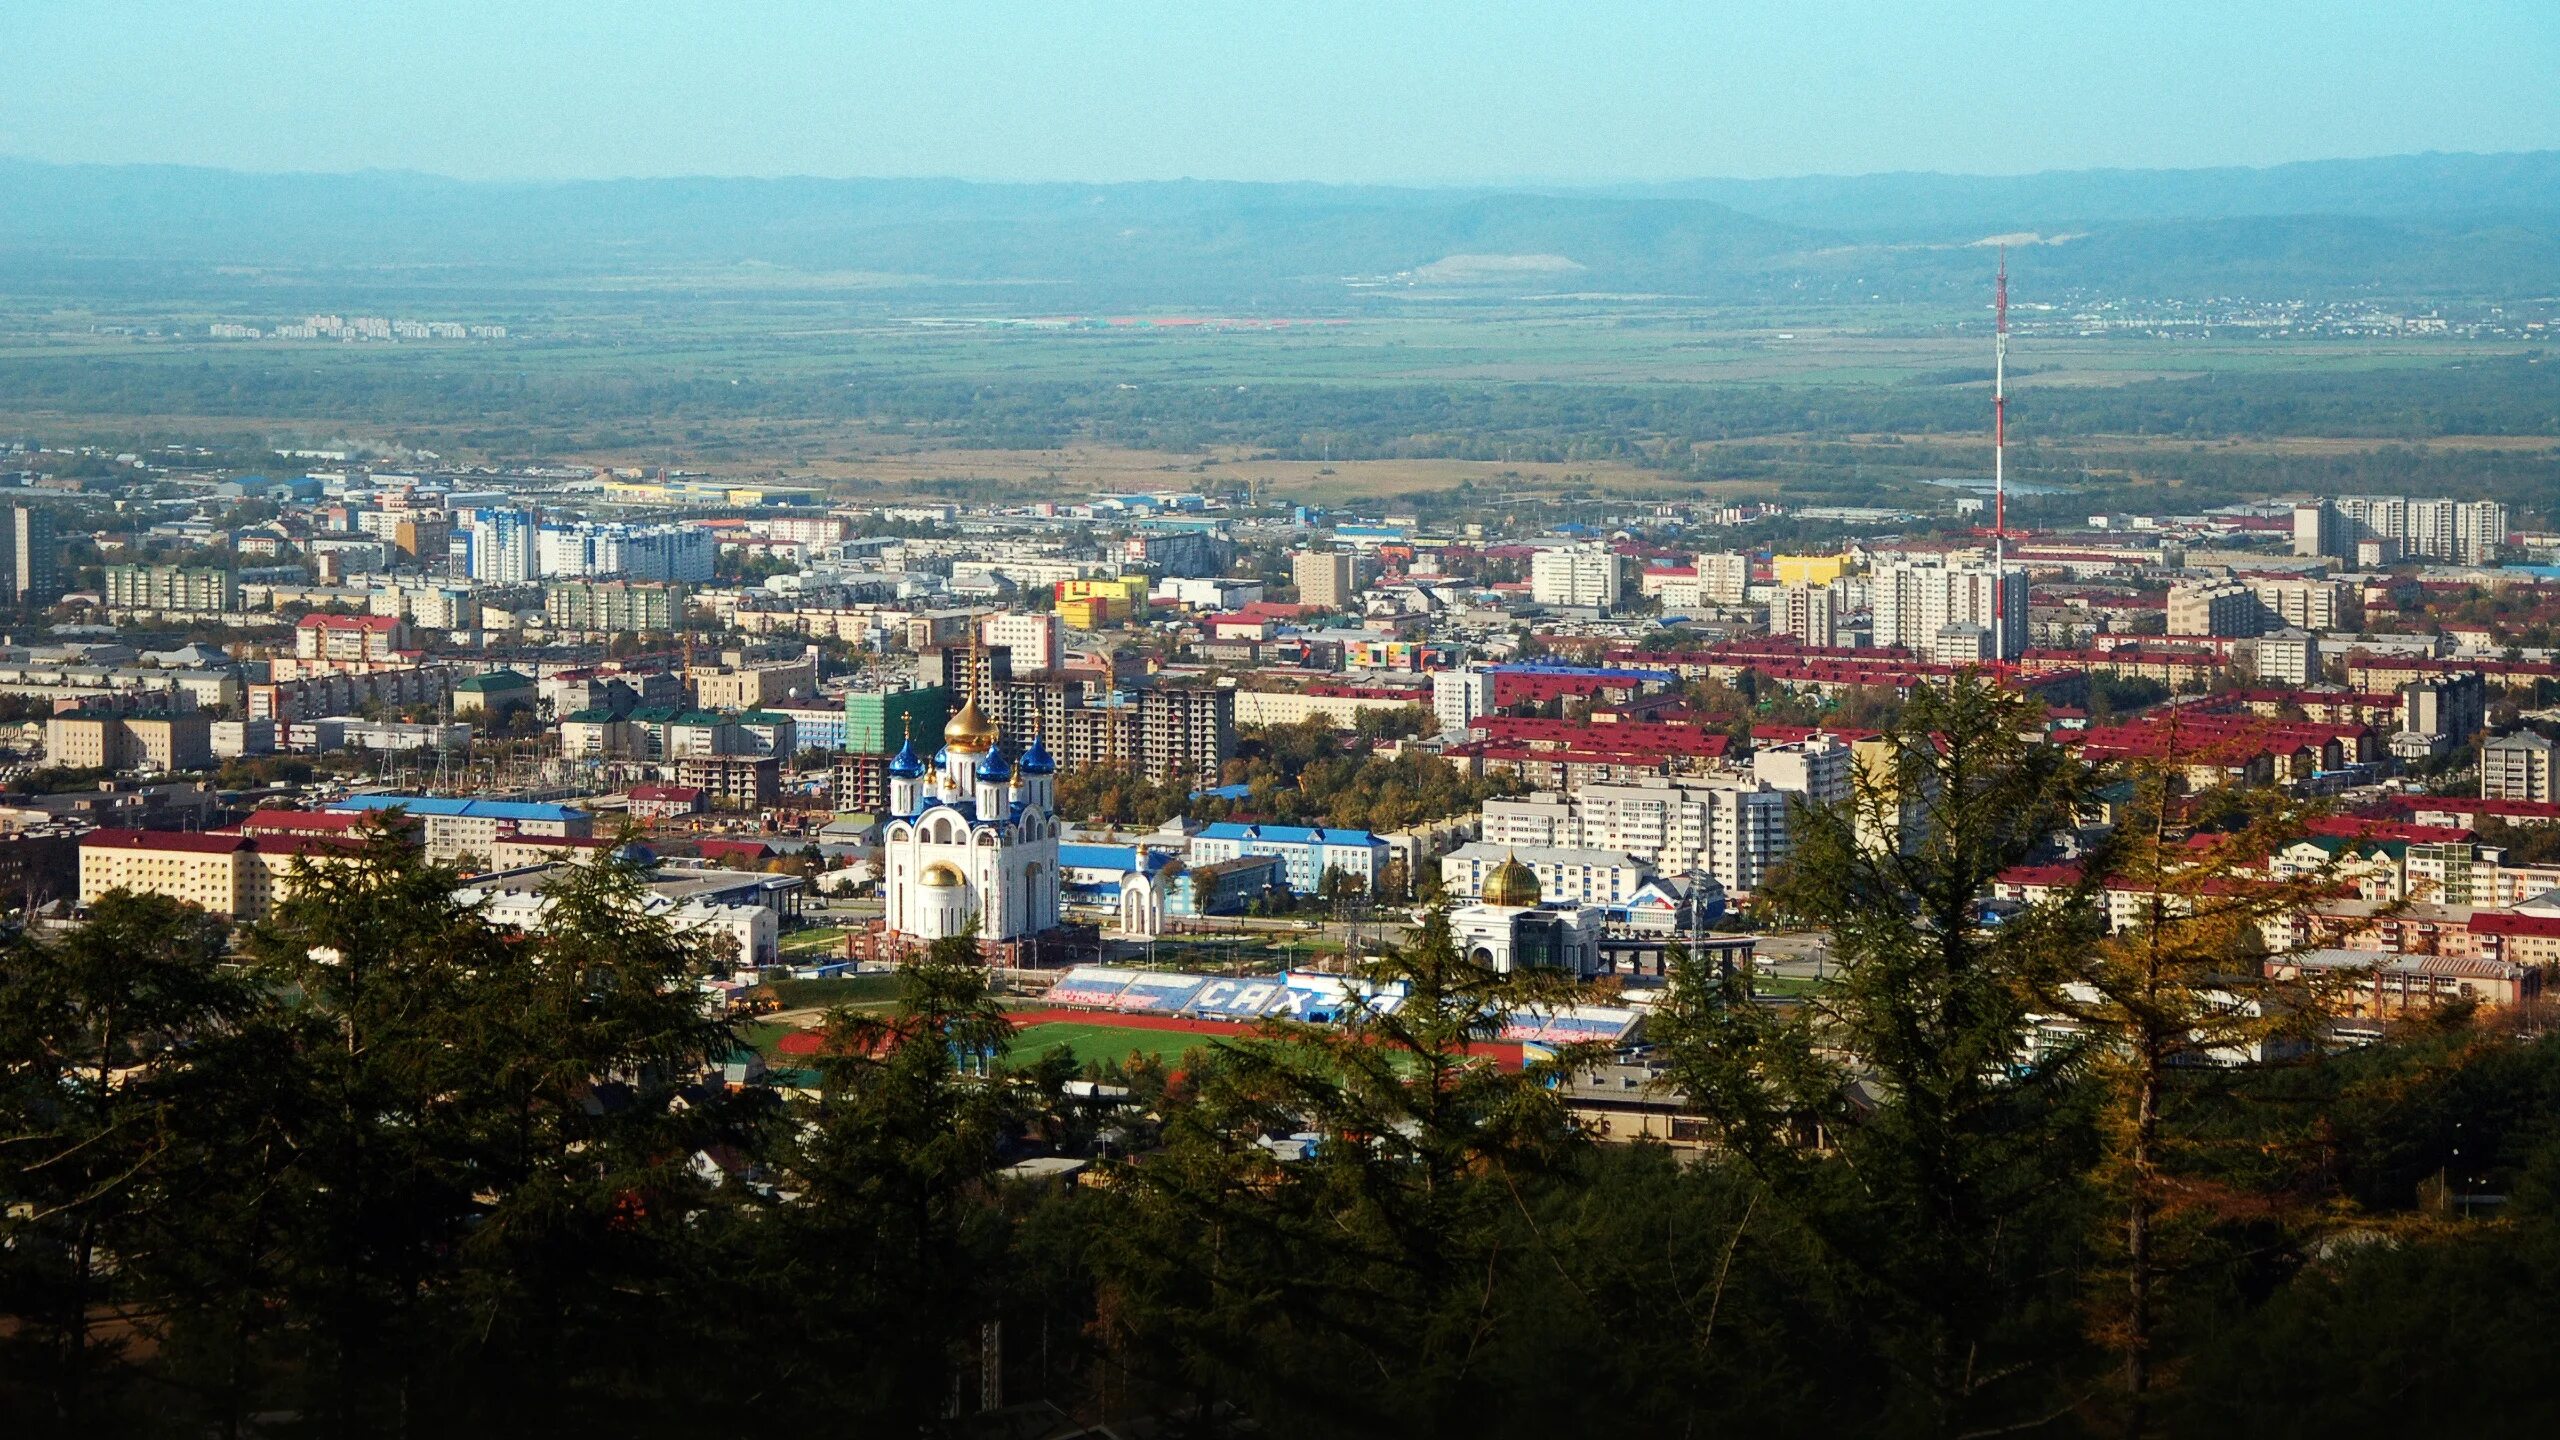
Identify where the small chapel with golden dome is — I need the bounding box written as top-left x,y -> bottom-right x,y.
879,691 -> 1063,946
1450,850 -> 1606,977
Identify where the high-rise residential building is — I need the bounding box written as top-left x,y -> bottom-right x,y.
1530,545 -> 1622,609
535,521 -> 715,582
2292,501 -> 2345,560
2254,630 -> 2317,685
1769,582 -> 1837,647
2482,730 -> 2556,802
1872,558 -> 2027,660
2400,672 -> 2486,745
0,505 -> 62,604
1292,549 -> 1359,609
2167,579 -> 2264,638
2329,495 -> 2509,565
1752,735 -> 1853,809
1137,684 -> 1235,786
453,509 -> 539,584
2450,500 -> 2509,565
1432,664 -> 1496,737
1695,552 -> 1751,605
1480,767 -> 1824,896
844,683 -> 950,757
2250,577 -> 2356,632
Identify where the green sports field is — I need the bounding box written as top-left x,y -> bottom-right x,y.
1009,1020 -> 1233,1067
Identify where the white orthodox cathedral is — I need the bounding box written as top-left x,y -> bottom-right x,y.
880,692 -> 1063,945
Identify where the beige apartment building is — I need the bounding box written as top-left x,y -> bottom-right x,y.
693,657 -> 818,710
47,712 -> 214,773
78,828 -> 362,922
1291,549 -> 1359,609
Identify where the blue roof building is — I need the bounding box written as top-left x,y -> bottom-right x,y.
1189,822 -> 1386,896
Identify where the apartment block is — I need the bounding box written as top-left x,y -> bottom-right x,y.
2167,580 -> 2264,638
1,504 -> 61,604
1769,582 -> 1837,646
1530,545 -> 1622,609
78,827 -> 361,923
693,657 -> 817,711
1480,775 -> 1801,894
1872,559 -> 2026,660
46,711 -> 213,773
2250,576 -> 2357,632
545,579 -> 688,633
104,564 -> 240,615
1292,549 -> 1360,609
1432,664 -> 1496,736
2482,730 -> 2556,803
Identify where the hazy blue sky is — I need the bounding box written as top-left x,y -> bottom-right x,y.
4,1 -> 2555,182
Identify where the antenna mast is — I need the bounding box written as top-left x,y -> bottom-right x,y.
1992,249 -> 2010,660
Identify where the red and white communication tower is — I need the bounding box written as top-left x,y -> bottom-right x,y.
1991,249 -> 2012,659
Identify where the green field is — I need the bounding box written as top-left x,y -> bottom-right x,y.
1009,1020 -> 1232,1068
778,926 -> 850,955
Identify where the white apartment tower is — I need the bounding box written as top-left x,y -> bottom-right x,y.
1431,664 -> 1496,738
1695,552 -> 1751,605
1530,545 -> 1622,609
1769,582 -> 1837,647
1872,558 -> 2028,660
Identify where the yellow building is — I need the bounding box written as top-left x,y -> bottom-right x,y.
1058,596 -> 1116,630
1055,575 -> 1151,630
78,828 -> 363,923
1773,553 -> 1851,587
1057,576 -> 1149,610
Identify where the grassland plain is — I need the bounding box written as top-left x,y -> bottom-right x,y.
3,295 -> 2548,513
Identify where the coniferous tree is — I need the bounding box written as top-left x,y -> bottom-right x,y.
2053,758 -> 2364,1437
1094,900 -> 1601,1436
751,931 -> 1020,1426
1655,674 -> 2107,1436
0,892 -> 249,1433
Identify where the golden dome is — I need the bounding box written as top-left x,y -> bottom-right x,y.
942,694 -> 998,753
1482,852 -> 1542,908
920,863 -> 966,889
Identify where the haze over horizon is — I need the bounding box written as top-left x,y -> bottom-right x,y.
4,1 -> 2555,185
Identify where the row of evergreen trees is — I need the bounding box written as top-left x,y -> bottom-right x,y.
6,676 -> 2559,1435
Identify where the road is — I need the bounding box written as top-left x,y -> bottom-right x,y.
1750,930 -> 1837,983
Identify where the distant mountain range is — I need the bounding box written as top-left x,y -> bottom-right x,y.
2,151 -> 2554,304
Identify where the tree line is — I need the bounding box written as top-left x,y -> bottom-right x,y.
1053,717 -> 1521,835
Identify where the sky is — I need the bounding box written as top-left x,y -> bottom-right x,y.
3,1 -> 2556,184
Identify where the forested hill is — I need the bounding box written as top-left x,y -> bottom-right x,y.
2,150 -> 2556,303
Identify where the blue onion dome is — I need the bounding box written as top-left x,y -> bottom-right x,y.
1018,735 -> 1056,775
975,747 -> 1014,781
887,735 -> 925,778
932,747 -> 951,770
